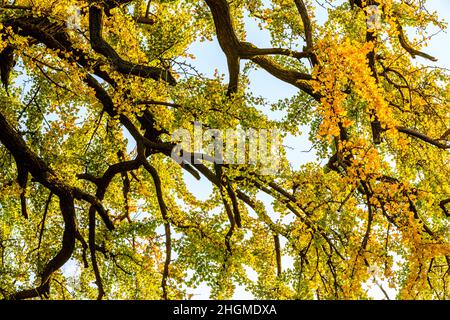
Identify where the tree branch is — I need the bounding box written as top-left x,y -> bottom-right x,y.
142,161 -> 172,300
396,23 -> 437,62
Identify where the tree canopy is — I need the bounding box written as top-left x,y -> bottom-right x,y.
0,0 -> 449,300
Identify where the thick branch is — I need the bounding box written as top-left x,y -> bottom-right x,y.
293,0 -> 318,65
143,161 -> 172,300
8,195 -> 76,300
440,199 -> 450,217
251,56 -> 316,97
397,126 -> 449,149
274,234 -> 282,277
204,0 -> 313,95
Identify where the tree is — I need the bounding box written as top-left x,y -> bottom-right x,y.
0,0 -> 449,300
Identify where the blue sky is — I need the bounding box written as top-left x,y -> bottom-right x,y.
181,1 -> 450,299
